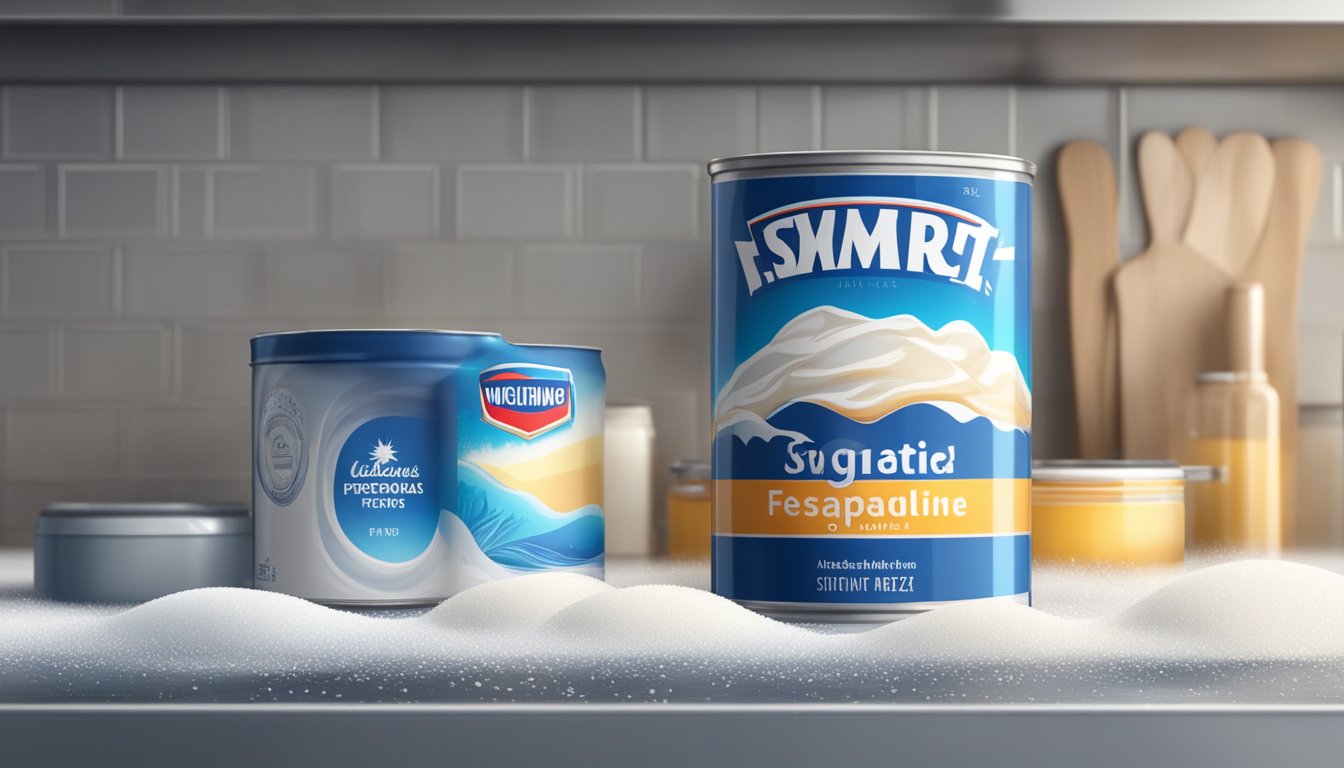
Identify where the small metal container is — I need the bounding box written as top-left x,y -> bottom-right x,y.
34,502 -> 252,603
1031,461 -> 1187,565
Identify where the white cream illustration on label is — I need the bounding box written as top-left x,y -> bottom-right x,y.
715,305 -> 1031,443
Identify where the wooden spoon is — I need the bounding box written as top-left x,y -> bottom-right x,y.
1058,140 -> 1121,459
1175,126 -> 1218,180
1183,131 -> 1275,276
1116,132 -> 1234,459
1243,138 -> 1323,544
1138,131 -> 1194,242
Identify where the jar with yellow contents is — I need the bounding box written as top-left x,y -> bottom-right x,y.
667,460 -> 711,560
1031,461 -> 1189,565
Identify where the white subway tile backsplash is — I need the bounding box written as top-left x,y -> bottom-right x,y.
519,245 -> 639,320
331,164 -> 439,240
179,324 -> 266,402
528,86 -> 639,161
822,86 -> 929,150
62,325 -> 171,397
0,165 -> 47,236
210,166 -> 319,240
384,244 -> 513,320
1300,324 -> 1344,405
119,86 -> 223,160
1015,87 -> 1121,258
2,75 -> 1344,546
173,167 -> 209,239
639,244 -> 710,321
758,86 -> 818,153
122,407 -> 249,477
125,247 -> 266,318
645,86 -> 755,161
457,165 -> 577,240
170,479 -> 252,504
1,245 -> 117,318
59,165 -> 167,238
266,247 -> 382,318
583,165 -> 699,242
936,86 -> 1013,154
5,408 -> 119,475
230,86 -> 376,161
2,86 -> 113,159
382,86 -> 523,161
0,327 -> 55,395
1300,247 -> 1344,327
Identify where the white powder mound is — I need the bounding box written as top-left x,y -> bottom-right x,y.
424,572 -> 613,632
858,598 -> 1094,661
540,584 -> 816,653
1115,560 -> 1344,659
101,587 -> 390,664
5,555 -> 1344,706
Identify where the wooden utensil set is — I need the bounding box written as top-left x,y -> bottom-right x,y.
1059,128 -> 1322,536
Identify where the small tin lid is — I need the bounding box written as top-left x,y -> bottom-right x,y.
670,459 -> 711,480
36,502 -> 251,537
1032,460 -> 1186,483
708,150 -> 1037,179
251,329 -> 502,365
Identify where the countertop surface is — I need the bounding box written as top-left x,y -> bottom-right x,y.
3,548 -> 1344,706
3,549 -> 1344,767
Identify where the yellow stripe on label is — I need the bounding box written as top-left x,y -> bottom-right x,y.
713,478 -> 1029,537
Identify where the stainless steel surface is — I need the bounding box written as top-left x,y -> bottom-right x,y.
3,23 -> 1344,83
8,1 -> 1344,23
1,703 -> 1342,768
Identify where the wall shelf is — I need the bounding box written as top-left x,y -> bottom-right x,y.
2,3 -> 1344,83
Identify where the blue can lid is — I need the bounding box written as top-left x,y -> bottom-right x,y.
250,329 -> 502,365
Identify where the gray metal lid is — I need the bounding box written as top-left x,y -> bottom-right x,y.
708,150 -> 1037,179
36,502 -> 251,537
1032,460 -> 1186,482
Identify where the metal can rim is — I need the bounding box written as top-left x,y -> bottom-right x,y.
37,502 -> 252,537
1032,460 -> 1186,482
708,150 -> 1037,179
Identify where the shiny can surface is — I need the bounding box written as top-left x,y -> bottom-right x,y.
708,151 -> 1035,622
251,330 -> 605,606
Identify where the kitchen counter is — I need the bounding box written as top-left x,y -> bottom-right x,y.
2,549 -> 1343,766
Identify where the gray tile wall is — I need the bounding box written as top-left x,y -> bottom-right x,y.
0,83 -> 1342,545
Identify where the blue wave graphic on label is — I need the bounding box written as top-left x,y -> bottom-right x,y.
332,416 -> 438,563
453,461 -> 603,570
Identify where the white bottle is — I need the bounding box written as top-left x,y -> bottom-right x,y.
603,404 -> 655,556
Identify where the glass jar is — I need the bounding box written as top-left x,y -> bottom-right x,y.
1032,460 -> 1186,565
667,460 -> 711,560
1183,371 -> 1281,553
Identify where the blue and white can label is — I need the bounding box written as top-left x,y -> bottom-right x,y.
709,152 -> 1034,619
251,331 -> 604,606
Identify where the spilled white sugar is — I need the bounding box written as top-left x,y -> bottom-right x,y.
2,558 -> 1344,700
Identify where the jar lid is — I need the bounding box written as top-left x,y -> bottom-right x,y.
36,502 -> 251,537
1032,460 -> 1185,482
670,459 -> 711,479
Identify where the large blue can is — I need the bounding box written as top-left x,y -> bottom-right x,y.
251,330 -> 605,606
708,151 -> 1035,622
